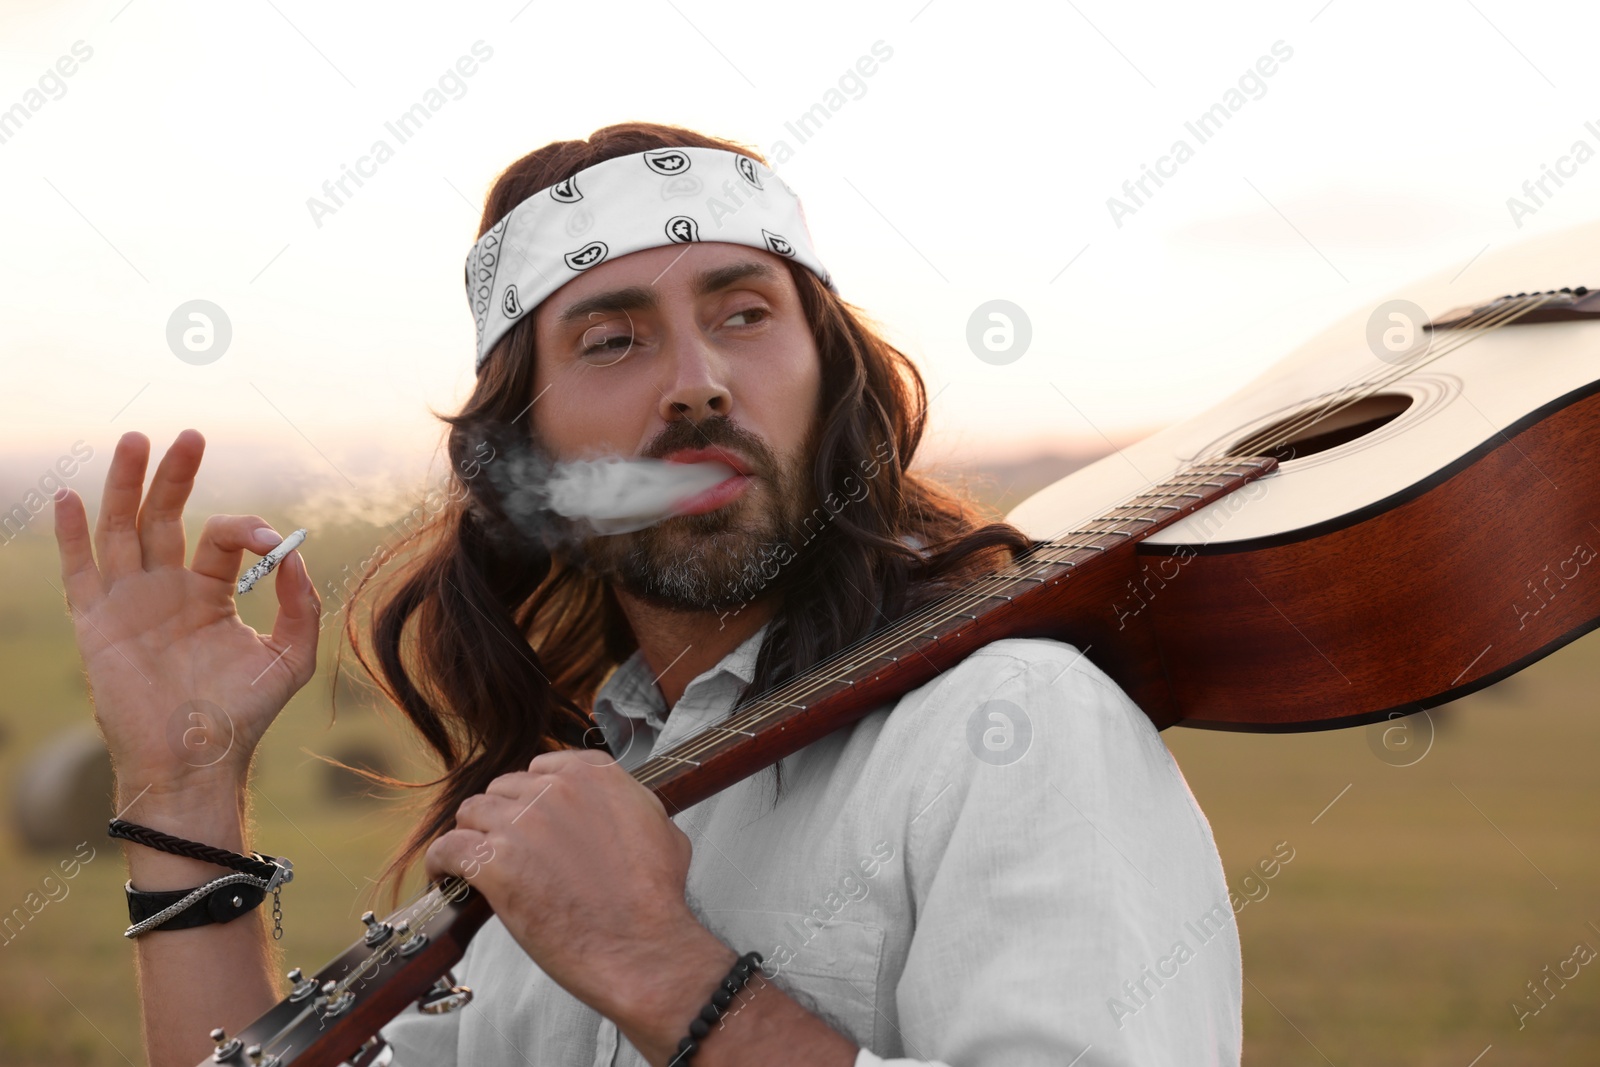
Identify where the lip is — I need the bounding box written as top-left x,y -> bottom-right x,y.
671,472 -> 753,516
660,447 -> 755,477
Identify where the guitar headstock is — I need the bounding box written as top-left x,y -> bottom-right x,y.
193,877 -> 494,1067
1427,285 -> 1596,330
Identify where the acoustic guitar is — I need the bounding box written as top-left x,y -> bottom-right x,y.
191,221 -> 1600,1066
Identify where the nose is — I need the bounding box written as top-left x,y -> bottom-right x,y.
656,330 -> 731,424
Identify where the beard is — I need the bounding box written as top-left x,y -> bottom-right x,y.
544,415 -> 816,614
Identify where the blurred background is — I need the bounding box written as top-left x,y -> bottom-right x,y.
3,0 -> 1598,1062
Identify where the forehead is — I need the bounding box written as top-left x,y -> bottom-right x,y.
535,242 -> 796,329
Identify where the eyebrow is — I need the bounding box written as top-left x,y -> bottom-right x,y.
553,260 -> 781,329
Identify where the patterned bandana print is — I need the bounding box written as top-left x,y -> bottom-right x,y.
463,147 -> 837,373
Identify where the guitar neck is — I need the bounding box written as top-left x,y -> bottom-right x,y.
634,456 -> 1277,814
196,456 -> 1276,1067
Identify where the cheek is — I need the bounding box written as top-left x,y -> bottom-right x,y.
537,375 -> 654,455
752,337 -> 822,439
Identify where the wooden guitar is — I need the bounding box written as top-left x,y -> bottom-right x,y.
192,221 -> 1600,1066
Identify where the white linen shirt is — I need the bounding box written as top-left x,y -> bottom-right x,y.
379,621 -> 1242,1066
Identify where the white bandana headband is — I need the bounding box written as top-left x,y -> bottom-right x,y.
464,146 -> 836,372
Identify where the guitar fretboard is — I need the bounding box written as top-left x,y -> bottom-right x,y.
625,457 -> 1275,790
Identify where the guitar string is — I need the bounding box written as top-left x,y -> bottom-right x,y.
282,292 -> 1551,1042
1197,294 -> 1548,465
1201,300 -> 1515,459
1240,293 -> 1555,457
638,294 -> 1544,778
252,878 -> 475,1056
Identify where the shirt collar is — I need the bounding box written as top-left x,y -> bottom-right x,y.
591,620 -> 770,739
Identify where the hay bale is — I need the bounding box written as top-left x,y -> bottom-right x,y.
10,726 -> 114,852
320,743 -> 395,803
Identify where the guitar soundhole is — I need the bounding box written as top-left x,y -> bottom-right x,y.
1228,393 -> 1413,462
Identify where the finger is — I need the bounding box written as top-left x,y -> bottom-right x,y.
455,793 -> 521,832
93,432 -> 151,582
191,514 -> 282,587
136,429 -> 205,571
266,551 -> 321,672
52,486 -> 106,609
528,748 -> 612,774
485,770 -> 568,804
425,828 -> 490,883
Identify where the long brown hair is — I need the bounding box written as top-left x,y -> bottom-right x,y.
338,122 -> 1034,906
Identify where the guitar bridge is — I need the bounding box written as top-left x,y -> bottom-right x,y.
1428,286 -> 1597,329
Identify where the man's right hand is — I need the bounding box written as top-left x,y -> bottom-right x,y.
51,428 -> 323,799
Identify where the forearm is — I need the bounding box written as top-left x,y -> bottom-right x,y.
117,777 -> 280,1067
608,925 -> 859,1067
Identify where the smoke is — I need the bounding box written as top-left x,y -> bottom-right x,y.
545,455 -> 737,534
478,426 -> 742,544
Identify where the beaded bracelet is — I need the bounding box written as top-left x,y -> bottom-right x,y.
669,951 -> 764,1065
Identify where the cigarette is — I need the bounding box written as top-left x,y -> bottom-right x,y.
237,528 -> 308,595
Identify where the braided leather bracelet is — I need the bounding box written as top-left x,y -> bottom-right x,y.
109,819 -> 293,939
108,818 -> 280,879
669,951 -> 764,1065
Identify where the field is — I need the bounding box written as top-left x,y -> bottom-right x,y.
1,499 -> 1596,1065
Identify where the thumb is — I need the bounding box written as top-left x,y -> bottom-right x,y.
267,551 -> 322,674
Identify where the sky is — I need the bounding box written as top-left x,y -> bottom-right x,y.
2,0 -> 1598,513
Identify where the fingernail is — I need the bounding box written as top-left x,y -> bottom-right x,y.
254,527 -> 283,548
53,487 -> 68,502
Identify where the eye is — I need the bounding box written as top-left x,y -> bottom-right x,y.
580,334 -> 634,357
724,306 -> 769,327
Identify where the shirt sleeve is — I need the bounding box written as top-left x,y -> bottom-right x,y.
870,640 -> 1242,1067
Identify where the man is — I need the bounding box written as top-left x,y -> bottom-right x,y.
366,127 -> 1243,1065
55,124 -> 1240,1067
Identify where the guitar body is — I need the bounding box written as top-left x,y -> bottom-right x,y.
1008,219 -> 1600,730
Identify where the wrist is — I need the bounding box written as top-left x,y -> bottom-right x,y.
113,778 -> 250,891
605,920 -> 739,1059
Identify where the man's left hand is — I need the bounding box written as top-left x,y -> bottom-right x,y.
423,748 -> 732,1023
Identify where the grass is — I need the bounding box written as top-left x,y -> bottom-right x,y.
2,512 -> 1597,1065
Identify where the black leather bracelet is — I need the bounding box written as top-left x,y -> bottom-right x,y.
108,818 -> 280,880
125,879 -> 267,931
109,818 -> 293,939
669,951 -> 764,1066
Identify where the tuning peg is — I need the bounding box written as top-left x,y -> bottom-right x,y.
286,967 -> 319,1002
209,1027 -> 243,1061
417,971 -> 474,1015
397,922 -> 430,957
361,909 -> 394,946
315,978 -> 355,1019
